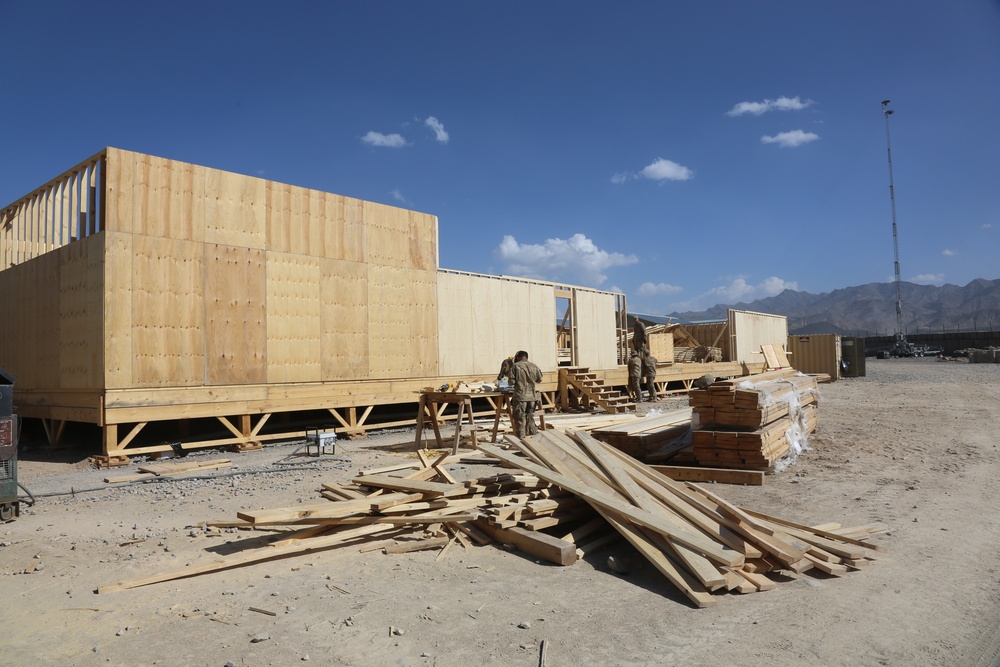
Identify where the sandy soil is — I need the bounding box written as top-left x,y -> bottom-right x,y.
2,358 -> 999,667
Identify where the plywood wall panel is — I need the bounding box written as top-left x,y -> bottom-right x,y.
131,236 -> 205,387
730,310 -> 788,365
104,148 -> 133,233
437,274 -> 558,376
58,235 -> 104,388
104,231 -> 133,389
363,201 -> 437,270
204,168 -> 266,249
265,252 -> 322,383
573,290 -> 618,370
436,272 -> 476,376
321,258 -> 370,379
322,193 -> 366,262
205,244 -> 267,385
368,265 -> 438,378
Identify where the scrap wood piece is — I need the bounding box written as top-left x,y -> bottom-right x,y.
137,458 -> 232,476
384,536 -> 451,555
473,519 -> 578,566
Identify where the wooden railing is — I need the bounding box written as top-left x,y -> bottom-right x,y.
0,149 -> 106,268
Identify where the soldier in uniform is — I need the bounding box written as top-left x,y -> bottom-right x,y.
627,350 -> 643,403
510,350 -> 543,438
641,352 -> 658,402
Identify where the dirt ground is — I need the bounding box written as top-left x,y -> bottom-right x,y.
2,358 -> 999,667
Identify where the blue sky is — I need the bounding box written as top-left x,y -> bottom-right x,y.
2,1 -> 998,315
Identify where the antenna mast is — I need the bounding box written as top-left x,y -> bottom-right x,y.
882,99 -> 909,355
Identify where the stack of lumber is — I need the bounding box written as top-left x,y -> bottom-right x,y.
481,430 -> 884,608
689,370 -> 819,470
589,408 -> 693,459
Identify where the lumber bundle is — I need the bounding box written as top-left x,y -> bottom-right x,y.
589,408 -> 693,459
480,431 -> 885,608
689,370 -> 819,470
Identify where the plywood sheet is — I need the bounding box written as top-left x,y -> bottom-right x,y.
436,271 -> 476,376
437,273 -> 558,376
364,201 -> 437,270
205,244 -> 267,385
730,309 -> 788,365
204,167 -> 266,249
321,258 -> 370,379
131,236 -> 205,387
104,231 -> 134,389
265,252 -> 322,383
368,265 -> 438,379
58,234 -> 104,389
574,290 -> 618,370
322,193 -> 366,263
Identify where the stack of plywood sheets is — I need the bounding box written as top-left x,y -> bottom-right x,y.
689,370 -> 819,470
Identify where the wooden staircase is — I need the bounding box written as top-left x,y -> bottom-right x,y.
559,367 -> 635,414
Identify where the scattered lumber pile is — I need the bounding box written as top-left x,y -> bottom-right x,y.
99,450 -> 613,593
589,408 -> 692,459
689,370 -> 819,470
100,432 -> 884,610
481,430 -> 883,608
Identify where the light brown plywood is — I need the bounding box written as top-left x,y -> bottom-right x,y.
130,236 -> 205,387
59,235 -> 104,389
205,244 -> 267,385
265,252 -> 322,383
321,258 -> 370,379
104,231 -> 134,390
368,265 -> 438,379
204,167 -> 266,249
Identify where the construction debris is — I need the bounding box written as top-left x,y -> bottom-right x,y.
99,430 -> 883,609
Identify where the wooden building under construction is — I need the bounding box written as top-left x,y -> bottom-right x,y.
0,148 -> 780,462
0,148 -> 637,461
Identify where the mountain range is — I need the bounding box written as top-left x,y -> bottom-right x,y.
667,278 -> 1000,336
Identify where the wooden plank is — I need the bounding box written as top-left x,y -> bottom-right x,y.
352,474 -> 466,498
473,519 -> 577,566
384,537 -> 451,554
650,465 -> 765,486
99,523 -> 399,593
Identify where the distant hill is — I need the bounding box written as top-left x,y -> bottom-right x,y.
667,279 -> 1000,336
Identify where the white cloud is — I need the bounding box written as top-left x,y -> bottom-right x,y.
612,157 -> 693,184
425,116 -> 449,143
361,131 -> 406,148
641,158 -> 694,181
669,276 -> 798,313
390,189 -> 408,204
727,96 -> 814,117
983,223 -> 993,230
637,282 -> 683,297
493,233 -> 638,287
942,248 -> 957,256
910,273 -> 945,285
760,130 -> 819,148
